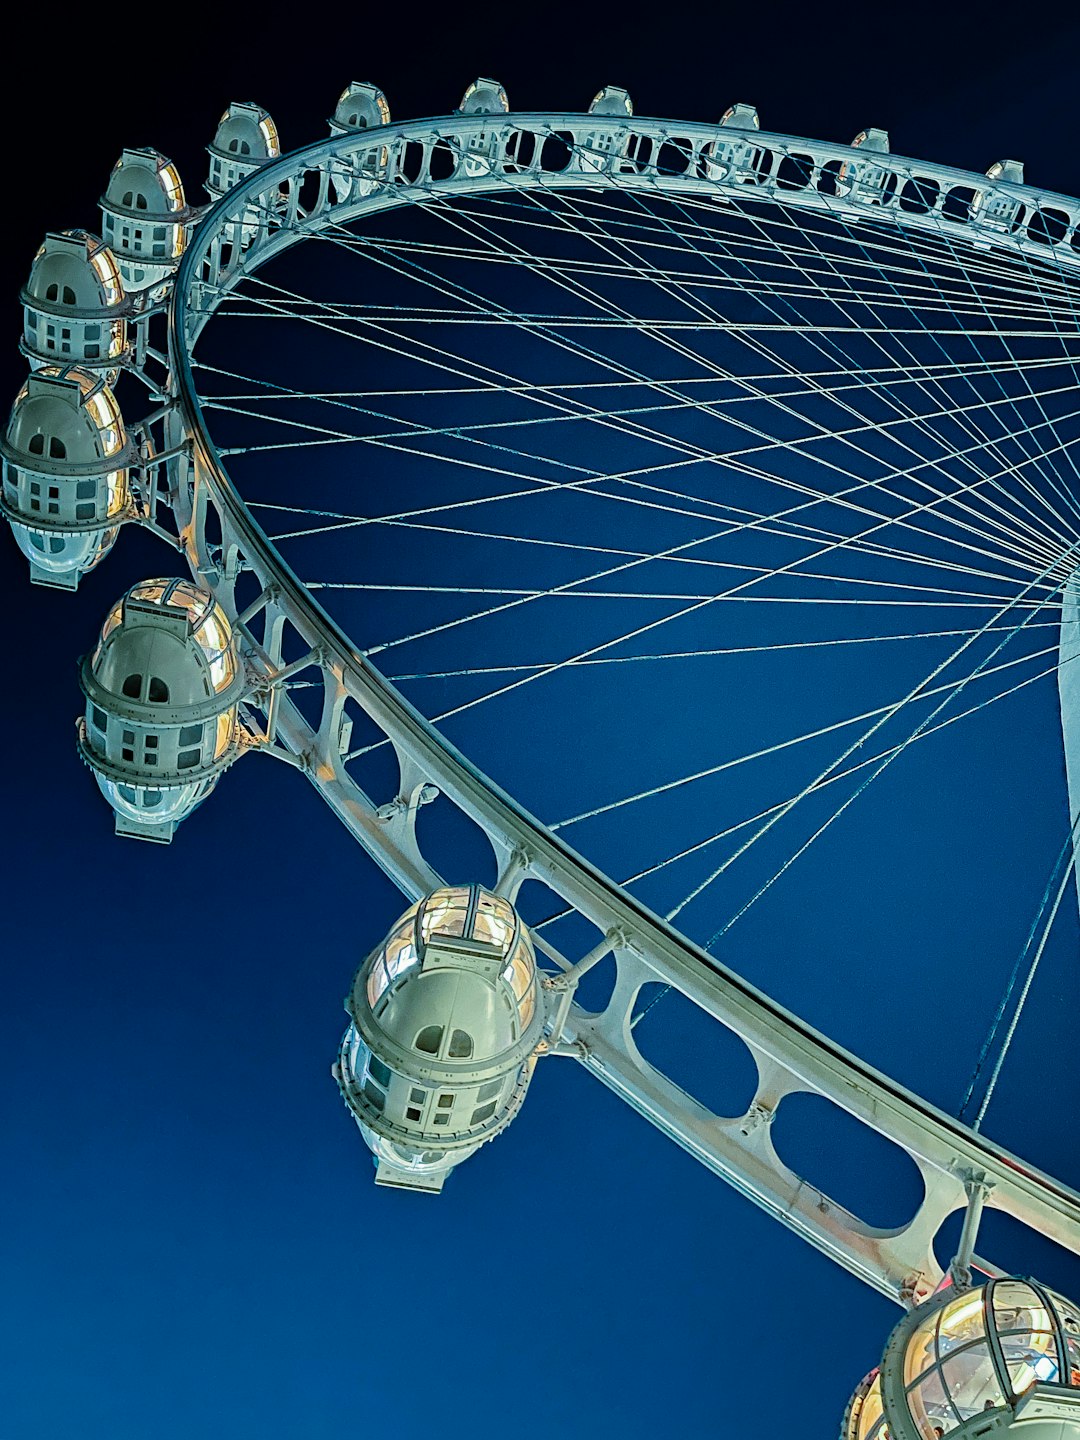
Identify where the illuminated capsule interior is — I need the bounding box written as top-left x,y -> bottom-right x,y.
79,578 -> 244,842
2,369 -> 129,588
22,231 -> 127,372
845,1279 -> 1080,1439
100,149 -> 188,291
206,101 -> 281,200
337,885 -> 543,1192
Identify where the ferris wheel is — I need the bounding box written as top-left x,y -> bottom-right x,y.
5,79 -> 1080,1439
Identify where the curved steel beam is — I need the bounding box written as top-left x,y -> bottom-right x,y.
166,111 -> 1080,1306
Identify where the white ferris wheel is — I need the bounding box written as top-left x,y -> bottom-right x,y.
5,79 -> 1080,1438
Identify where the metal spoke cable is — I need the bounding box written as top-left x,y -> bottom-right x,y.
958,814 -> 1080,1128
633,180 -> 1078,561
533,655 -> 1064,933
406,184 -> 1072,564
345,471 -> 1070,753
383,622 -> 1061,681
670,555 -> 1073,931
620,173 -> 1077,556
323,203 -> 1068,574
550,643 -> 1057,832
209,277 -> 1066,584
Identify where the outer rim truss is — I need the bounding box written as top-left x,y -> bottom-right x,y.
165,110 -> 1080,1305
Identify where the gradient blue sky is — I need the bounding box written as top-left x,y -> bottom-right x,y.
3,8 -> 1080,1439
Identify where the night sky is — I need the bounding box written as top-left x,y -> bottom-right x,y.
4,8 -> 1080,1439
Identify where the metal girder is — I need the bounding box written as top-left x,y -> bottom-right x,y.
165,110 -> 1080,1307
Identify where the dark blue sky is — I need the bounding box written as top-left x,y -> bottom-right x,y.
3,8 -> 1080,1439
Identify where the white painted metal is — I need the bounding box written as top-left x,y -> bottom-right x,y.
163,109 -> 1080,1307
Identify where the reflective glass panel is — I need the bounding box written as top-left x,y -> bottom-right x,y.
851,1374 -> 890,1440
421,888 -> 469,941
939,1347 -> 1003,1420
907,1365 -> 954,1437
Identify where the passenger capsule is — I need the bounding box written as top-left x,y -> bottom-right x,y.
334,885 -> 546,1192
99,149 -> 195,296
457,77 -> 509,116
329,81 -> 390,135
972,159 -> 1027,237
700,103 -> 765,186
843,1277 -> 1080,1439
1,370 -> 133,589
837,128 -> 892,204
205,102 -> 281,242
328,82 -> 390,203
457,78 -> 509,178
573,86 -> 634,175
78,578 -> 246,842
21,231 -> 127,378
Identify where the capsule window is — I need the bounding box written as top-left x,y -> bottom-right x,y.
76,480 -> 96,499
142,789 -> 162,808
46,282 -> 59,301
85,345 -> 100,360
179,724 -> 202,745
471,1101 -> 497,1125
136,194 -> 148,210
409,1087 -> 425,1104
477,1079 -> 502,1103
448,1029 -> 473,1059
437,1094 -> 454,1109
433,1113 -> 450,1126
91,705 -> 108,732
28,434 -> 45,455
414,1025 -> 443,1055
122,747 -> 134,762
85,325 -> 100,340
48,536 -> 64,553
153,227 -> 166,241
76,503 -> 95,520
177,749 -> 201,769
405,1106 -> 422,1121
121,674 -> 141,698
147,677 -> 169,703
49,438 -> 66,460
122,190 -> 133,207
362,1079 -> 385,1112
369,1055 -> 392,1088
62,286 -> 76,305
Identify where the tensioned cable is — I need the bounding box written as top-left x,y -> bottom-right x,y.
216,256 -> 1071,576
203,285 -> 1077,619
533,656 -> 1064,936
550,645 -> 1056,833
344,191 -> 1072,566
958,814 -> 1080,1130
679,558 -> 1073,939
617,176 -> 1078,559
